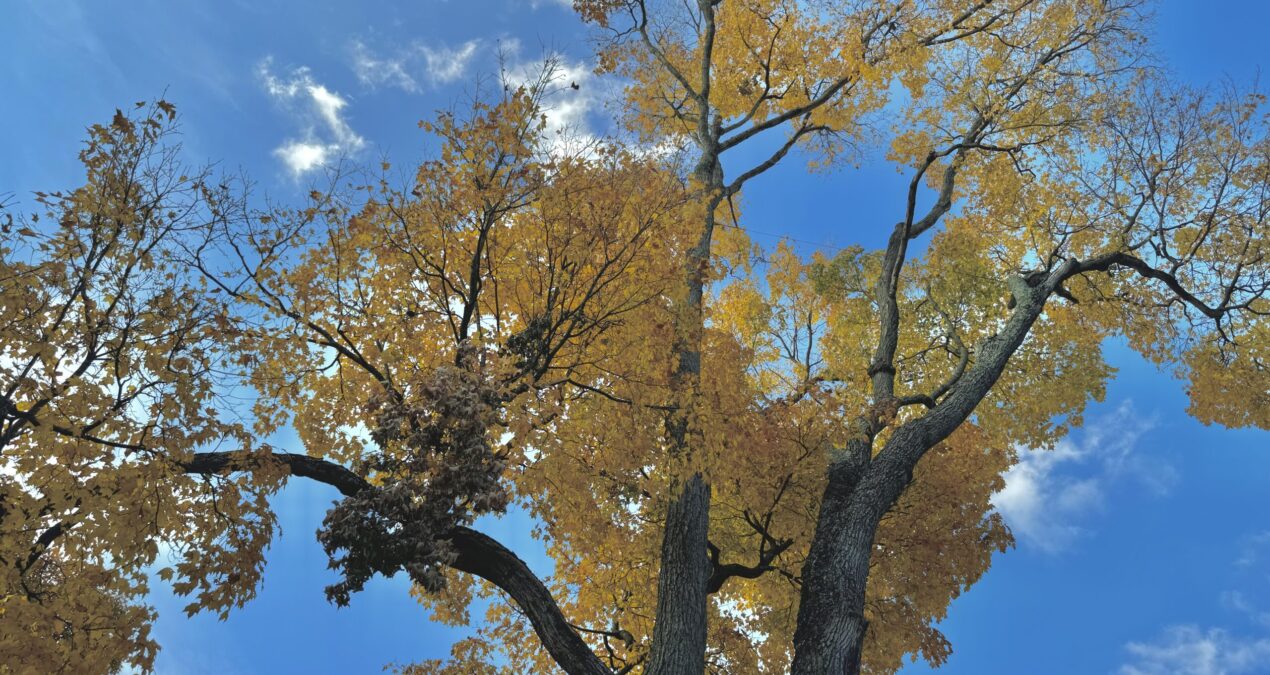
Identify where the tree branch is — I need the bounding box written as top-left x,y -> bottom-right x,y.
181,451 -> 611,675
1061,251 -> 1227,320
706,536 -> 794,594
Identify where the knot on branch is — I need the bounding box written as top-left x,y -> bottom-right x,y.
866,361 -> 897,378
870,397 -> 900,428
317,364 -> 508,606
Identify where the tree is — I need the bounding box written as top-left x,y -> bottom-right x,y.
2,2 -> 1267,674
0,103 -> 283,673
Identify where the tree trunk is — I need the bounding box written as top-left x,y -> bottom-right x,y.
646,472 -> 712,674
645,110 -> 721,671
791,442 -> 875,675
792,274 -> 1062,672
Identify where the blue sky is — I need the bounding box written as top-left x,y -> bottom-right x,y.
3,1 -> 1268,673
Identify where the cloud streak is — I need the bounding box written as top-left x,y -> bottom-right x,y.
1119,625 -> 1270,675
1235,531 -> 1270,569
992,401 -> 1172,553
259,59 -> 366,177
352,36 -> 606,156
350,39 -> 481,92
1222,591 -> 1270,629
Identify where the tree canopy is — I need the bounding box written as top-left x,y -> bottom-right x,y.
1,1 -> 1267,673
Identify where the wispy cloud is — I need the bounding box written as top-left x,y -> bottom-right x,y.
1119,626 -> 1270,675
348,37 -> 606,157
423,41 -> 481,84
1236,531 -> 1270,569
1222,591 -> 1270,629
348,34 -> 606,156
1120,535 -> 1270,675
992,401 -> 1172,553
521,0 -> 574,9
350,39 -> 481,92
258,59 -> 366,177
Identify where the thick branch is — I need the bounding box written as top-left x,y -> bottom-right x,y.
22,521 -> 71,573
1062,251 -> 1227,319
448,527 -> 612,675
706,537 -> 793,594
182,451 -> 370,496
182,451 -> 610,675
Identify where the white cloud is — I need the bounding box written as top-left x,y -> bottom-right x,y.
349,37 -> 605,156
272,141 -> 334,176
349,38 -> 609,158
350,39 -> 481,92
992,401 -> 1171,553
307,83 -> 361,146
350,41 -> 418,91
502,46 -> 605,156
523,0 -> 574,9
422,41 -> 481,84
1119,626 -> 1270,675
258,59 -> 365,178
992,438 -> 1092,551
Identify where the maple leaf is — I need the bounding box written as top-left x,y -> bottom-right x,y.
111,108 -> 134,135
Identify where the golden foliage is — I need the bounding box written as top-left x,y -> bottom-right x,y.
3,2 -> 1266,672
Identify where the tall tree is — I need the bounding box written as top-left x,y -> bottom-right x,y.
568,0 -> 1268,670
1,3 -> 1267,673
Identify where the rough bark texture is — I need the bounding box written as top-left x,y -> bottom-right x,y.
792,272 -> 1063,672
646,473 -> 712,674
182,451 -> 611,675
790,439 -> 873,674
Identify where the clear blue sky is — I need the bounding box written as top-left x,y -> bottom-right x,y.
3,1 -> 1268,673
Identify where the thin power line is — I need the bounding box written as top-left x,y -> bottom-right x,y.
726,223 -> 858,255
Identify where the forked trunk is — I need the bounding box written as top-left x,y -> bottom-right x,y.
792,276 -> 1059,671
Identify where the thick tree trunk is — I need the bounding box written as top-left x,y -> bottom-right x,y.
790,439 -> 875,674
792,273 -> 1063,672
646,473 -> 712,674
791,538 -> 870,673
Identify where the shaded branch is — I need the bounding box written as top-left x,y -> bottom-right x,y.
181,451 -> 611,675
1061,251 -> 1230,320
705,538 -> 794,594
705,512 -> 795,594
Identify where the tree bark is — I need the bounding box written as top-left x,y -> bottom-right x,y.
448,527 -> 612,675
790,439 -> 873,674
792,272 -> 1064,672
646,473 -> 712,674
645,48 -> 722,667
